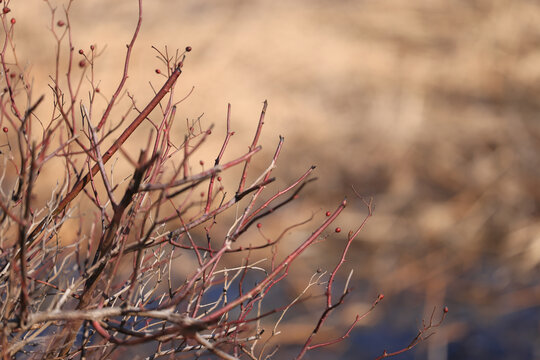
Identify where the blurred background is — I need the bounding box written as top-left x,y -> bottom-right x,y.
11,0 -> 540,358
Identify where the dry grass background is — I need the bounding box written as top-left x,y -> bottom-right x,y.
6,0 -> 540,358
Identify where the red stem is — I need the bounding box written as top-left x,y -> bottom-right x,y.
28,66 -> 182,245
200,199 -> 347,324
96,0 -> 143,132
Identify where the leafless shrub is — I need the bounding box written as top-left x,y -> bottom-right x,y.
0,1 -> 446,359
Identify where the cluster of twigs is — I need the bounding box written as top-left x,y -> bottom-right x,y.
0,1 -> 446,359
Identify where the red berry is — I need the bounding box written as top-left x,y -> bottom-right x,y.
9,72 -> 15,79
2,7 -> 10,14
2,127 -> 8,133
335,227 -> 341,233
78,60 -> 86,68
90,44 -> 95,51
10,18 -> 15,24
78,49 -> 84,55
443,306 -> 449,313
155,69 -> 161,74
57,20 -> 65,27
257,223 -> 262,228
206,130 -> 212,135
325,211 -> 331,216
199,160 -> 204,166
200,192 -> 205,197
185,46 -> 192,52
95,88 -> 100,93
217,176 -> 222,181
378,294 -> 385,300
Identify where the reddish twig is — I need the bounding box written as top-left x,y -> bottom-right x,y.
27,65 -> 183,246
205,103 -> 234,214
237,100 -> 267,194
375,307 -> 449,359
96,0 -> 143,132
200,199 -> 348,324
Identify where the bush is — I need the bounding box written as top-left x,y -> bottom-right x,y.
0,1 -> 446,358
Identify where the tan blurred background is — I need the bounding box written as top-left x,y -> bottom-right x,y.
9,0 -> 540,358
